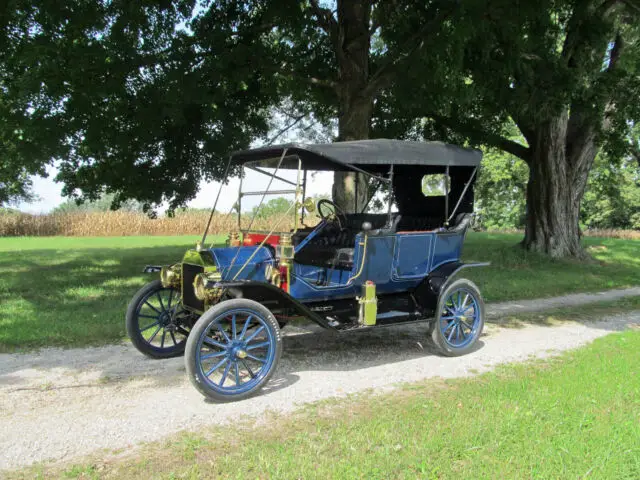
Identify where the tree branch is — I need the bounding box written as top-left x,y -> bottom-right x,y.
430,114 -> 532,163
607,32 -> 624,73
308,0 -> 345,64
265,114 -> 307,145
622,0 -> 640,14
363,5 -> 456,98
309,0 -> 337,34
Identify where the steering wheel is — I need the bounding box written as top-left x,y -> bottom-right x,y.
317,199 -> 347,230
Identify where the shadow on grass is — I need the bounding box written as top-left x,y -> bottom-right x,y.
0,244 -> 202,352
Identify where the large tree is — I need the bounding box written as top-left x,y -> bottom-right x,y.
0,0 -> 281,211
272,0 -> 457,212
1,0 -> 457,213
384,0 -> 640,257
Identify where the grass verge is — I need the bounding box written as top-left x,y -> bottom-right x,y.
10,325 -> 640,479
0,232 -> 638,351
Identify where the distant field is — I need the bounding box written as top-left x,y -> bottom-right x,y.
2,210 -> 639,239
0,233 -> 638,351
0,211 -> 295,237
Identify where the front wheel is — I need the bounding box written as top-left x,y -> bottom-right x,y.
126,280 -> 195,359
185,299 -> 282,402
430,278 -> 484,357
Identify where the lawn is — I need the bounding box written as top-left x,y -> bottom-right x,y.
0,232 -> 638,352
15,327 -> 640,479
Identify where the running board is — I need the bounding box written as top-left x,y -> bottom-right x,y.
332,312 -> 431,332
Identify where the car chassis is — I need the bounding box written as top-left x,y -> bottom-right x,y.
126,139 -> 488,402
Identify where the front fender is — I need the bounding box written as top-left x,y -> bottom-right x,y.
413,261 -> 489,312
142,265 -> 163,273
219,281 -> 334,330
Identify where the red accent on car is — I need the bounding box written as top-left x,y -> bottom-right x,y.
243,233 -> 281,247
279,265 -> 289,293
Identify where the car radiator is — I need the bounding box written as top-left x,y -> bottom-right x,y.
182,263 -> 205,312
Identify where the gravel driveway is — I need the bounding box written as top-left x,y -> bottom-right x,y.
1,288 -> 639,471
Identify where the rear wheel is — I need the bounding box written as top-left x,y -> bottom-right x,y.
430,278 -> 484,357
126,280 -> 195,359
185,299 -> 282,402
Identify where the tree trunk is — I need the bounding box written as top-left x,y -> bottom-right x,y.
522,112 -> 597,258
332,0 -> 371,213
333,95 -> 371,212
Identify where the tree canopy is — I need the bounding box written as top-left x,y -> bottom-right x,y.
2,0 -> 639,257
1,0 -> 282,210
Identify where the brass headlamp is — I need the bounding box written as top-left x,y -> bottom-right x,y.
193,271 -> 223,302
160,264 -> 181,288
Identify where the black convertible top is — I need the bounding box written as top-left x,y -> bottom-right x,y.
232,139 -> 481,171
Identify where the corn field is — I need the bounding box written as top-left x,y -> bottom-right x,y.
0,211 -> 637,239
0,211 -> 299,237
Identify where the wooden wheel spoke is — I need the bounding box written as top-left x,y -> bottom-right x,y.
246,353 -> 265,364
244,326 -> 265,344
447,325 -> 457,342
140,321 -> 159,332
219,361 -> 232,386
246,341 -> 270,351
203,336 -> 227,350
156,293 -> 166,312
206,357 -> 228,377
201,351 -> 227,360
216,324 -> 232,343
148,325 -> 162,343
240,359 -> 256,378
239,315 -> 253,340
144,301 -> 161,314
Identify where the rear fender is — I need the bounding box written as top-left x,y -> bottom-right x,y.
413,261 -> 489,312
219,281 -> 334,330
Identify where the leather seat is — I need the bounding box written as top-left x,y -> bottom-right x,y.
396,216 -> 443,232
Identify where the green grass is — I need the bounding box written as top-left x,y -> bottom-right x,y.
0,232 -> 638,352
0,235 -> 211,352
462,232 -> 640,302
13,328 -> 640,479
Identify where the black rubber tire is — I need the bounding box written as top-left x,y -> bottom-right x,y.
126,279 -> 188,359
430,278 -> 485,357
185,299 -> 283,402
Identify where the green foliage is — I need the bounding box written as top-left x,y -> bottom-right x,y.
581,153 -> 640,230
0,160 -> 36,206
0,207 -> 20,215
421,174 -> 449,197
52,194 -> 144,214
473,145 -> 640,231
1,1 -> 281,211
250,197 -> 293,220
2,0 -> 639,235
475,149 -> 529,230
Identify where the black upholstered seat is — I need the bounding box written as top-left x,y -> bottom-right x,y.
293,214 -> 389,269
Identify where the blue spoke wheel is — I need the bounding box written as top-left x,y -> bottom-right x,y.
126,280 -> 196,359
430,278 -> 484,357
185,299 -> 282,402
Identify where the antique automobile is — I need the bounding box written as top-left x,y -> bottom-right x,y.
126,139 -> 488,402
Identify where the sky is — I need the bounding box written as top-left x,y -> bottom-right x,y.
16,165 -> 335,214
